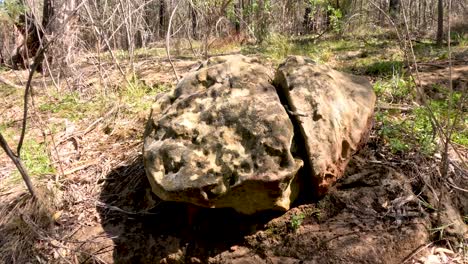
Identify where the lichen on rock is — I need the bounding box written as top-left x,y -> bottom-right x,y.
143,55 -> 303,214
274,56 -> 376,195
143,55 -> 376,214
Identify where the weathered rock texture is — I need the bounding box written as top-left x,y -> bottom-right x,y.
143,55 -> 376,214
143,56 -> 303,214
274,56 -> 376,195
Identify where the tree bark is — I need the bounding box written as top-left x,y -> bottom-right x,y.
45,0 -> 78,74
159,0 -> 166,39
191,3 -> 198,38
42,0 -> 55,28
436,0 -> 444,45
389,0 -> 400,22
234,1 -> 241,35
303,6 -> 313,34
11,8 -> 44,70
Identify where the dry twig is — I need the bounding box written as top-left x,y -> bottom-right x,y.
166,1 -> 180,83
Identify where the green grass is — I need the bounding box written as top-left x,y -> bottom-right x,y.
37,79 -> 167,121
1,122 -> 55,182
376,89 -> 467,155
242,33 -> 356,63
19,138 -> 55,178
119,78 -> 169,113
423,93 -> 468,147
412,41 -> 455,62
373,73 -> 414,102
38,91 -> 104,121
453,33 -> 468,47
364,60 -> 404,76
290,213 -> 305,232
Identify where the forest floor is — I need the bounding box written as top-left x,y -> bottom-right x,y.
0,32 -> 467,263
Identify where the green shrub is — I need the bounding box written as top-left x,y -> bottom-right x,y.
327,5 -> 343,34
290,213 -> 305,232
376,90 -> 466,155
262,33 -> 293,60
0,0 -> 27,23
365,60 -> 403,76
120,78 -> 169,113
373,73 -> 413,102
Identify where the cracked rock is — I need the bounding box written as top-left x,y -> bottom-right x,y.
274,56 -> 376,195
143,55 -> 376,214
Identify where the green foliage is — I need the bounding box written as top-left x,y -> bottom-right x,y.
225,2 -> 237,24
373,73 -> 413,102
120,78 -> 169,113
306,0 -> 344,33
376,89 -> 466,155
252,0 -> 272,43
0,0 -> 26,23
38,91 -> 95,121
19,138 -> 55,178
452,32 -> 467,47
412,41 -> 453,62
1,121 -> 55,181
377,109 -> 437,155
422,92 -> 467,147
261,33 -> 293,60
290,213 -> 305,232
327,5 -> 343,33
365,60 -> 403,76
376,112 -> 411,153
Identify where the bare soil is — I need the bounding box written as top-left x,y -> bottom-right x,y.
93,148 -> 433,264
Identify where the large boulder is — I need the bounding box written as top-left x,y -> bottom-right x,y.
274,56 -> 376,195
143,55 -> 376,214
143,56 -> 303,215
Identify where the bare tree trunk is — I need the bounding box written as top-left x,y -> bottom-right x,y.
389,0 -> 400,22
159,0 -> 166,39
303,6 -> 312,34
11,6 -> 44,70
166,1 -> 179,82
191,3 -> 198,38
42,0 -> 54,28
234,1 -> 241,34
436,0 -> 444,45
423,0 -> 427,27
44,0 -> 78,76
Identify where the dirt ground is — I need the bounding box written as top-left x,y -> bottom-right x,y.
72,137 -> 466,264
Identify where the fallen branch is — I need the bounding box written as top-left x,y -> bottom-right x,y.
0,75 -> 23,89
63,162 -> 97,176
376,103 -> 413,112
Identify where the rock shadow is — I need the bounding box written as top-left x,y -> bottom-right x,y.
97,156 -> 281,263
